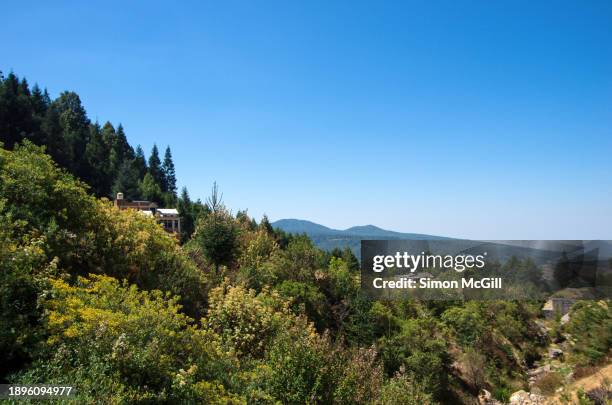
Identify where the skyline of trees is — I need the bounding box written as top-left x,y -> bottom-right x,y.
0,71 -> 180,206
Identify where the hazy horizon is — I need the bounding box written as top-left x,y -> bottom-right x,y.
4,1 -> 611,239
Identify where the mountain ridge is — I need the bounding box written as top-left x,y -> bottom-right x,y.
272,218 -> 445,238
272,218 -> 449,255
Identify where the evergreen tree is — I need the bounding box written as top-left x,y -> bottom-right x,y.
40,103 -> 66,166
147,144 -> 164,189
342,247 -> 360,272
29,85 -> 49,145
206,181 -> 223,213
134,145 -> 147,178
162,146 -> 177,197
115,124 -> 134,161
194,209 -> 239,271
85,122 -> 112,196
30,84 -> 49,116
101,122 -> 119,180
259,214 -> 274,235
177,187 -> 195,243
53,91 -> 91,179
100,121 -> 116,146
0,72 -> 36,148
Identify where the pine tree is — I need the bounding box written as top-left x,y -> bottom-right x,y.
53,91 -> 91,179
30,84 -> 49,116
162,146 -> 177,196
147,144 -> 164,189
100,122 -> 119,182
18,77 -> 31,96
85,121 -> 112,196
178,187 -> 195,242
194,184 -> 239,271
115,124 -> 134,161
100,121 -> 116,146
259,214 -> 274,235
0,72 -> 35,148
134,145 -> 147,178
29,85 -> 49,145
40,102 -> 66,165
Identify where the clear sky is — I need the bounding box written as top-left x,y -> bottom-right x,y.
3,1 -> 611,239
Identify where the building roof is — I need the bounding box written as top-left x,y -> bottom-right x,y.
157,208 -> 179,216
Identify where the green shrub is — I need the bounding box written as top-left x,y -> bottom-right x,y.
378,370 -> 434,405
12,275 -> 238,403
206,283 -> 294,359
563,301 -> 611,366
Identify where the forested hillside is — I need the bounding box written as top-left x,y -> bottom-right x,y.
0,71 -> 207,242
1,73 -> 610,404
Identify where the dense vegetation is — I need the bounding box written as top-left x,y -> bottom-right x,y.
1,72 -> 610,404
0,72 -> 206,241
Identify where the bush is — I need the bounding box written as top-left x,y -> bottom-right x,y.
563,301 -> 611,366
460,348 -> 487,391
192,209 -> 240,272
378,317 -> 451,400
264,325 -> 332,403
333,346 -> 383,405
12,275 -> 238,403
378,369 -> 434,405
533,372 -> 563,396
0,205 -> 55,379
442,303 -> 486,346
206,283 -> 294,359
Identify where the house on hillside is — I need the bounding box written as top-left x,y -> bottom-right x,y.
114,193 -> 181,236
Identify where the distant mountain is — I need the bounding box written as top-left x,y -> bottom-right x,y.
272,219 -> 448,256
271,219 -> 341,236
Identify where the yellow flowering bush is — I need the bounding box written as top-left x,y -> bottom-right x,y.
206,283 -> 303,359
21,274 -> 239,403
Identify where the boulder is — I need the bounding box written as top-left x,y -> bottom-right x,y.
478,389 -> 502,405
549,348 -> 564,359
527,364 -> 550,377
509,390 -> 545,404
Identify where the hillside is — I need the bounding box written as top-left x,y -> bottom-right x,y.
2,71 -> 610,405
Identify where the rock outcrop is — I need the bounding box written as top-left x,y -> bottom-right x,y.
508,390 -> 545,405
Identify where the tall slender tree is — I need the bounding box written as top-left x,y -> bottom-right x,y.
162,146 -> 177,197
85,121 -> 112,196
147,144 -> 164,189
0,72 -> 36,148
40,101 -> 65,165
53,91 -> 91,179
134,145 -> 147,178
30,84 -> 49,116
114,124 -> 134,161
178,187 -> 194,242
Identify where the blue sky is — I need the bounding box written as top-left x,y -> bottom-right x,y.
3,1 -> 611,239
